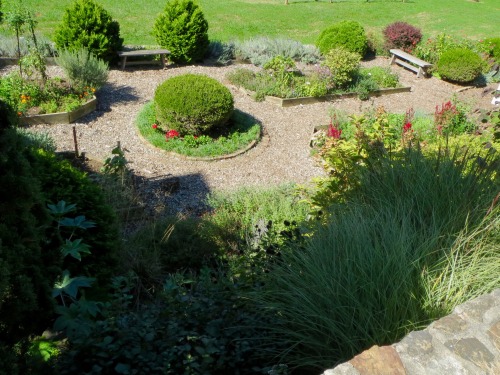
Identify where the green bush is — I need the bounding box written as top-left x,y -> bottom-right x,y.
321,47 -> 360,88
154,74 -> 233,136
358,66 -> 399,88
56,47 -> 108,90
316,20 -> 368,57
54,0 -> 123,63
437,48 -> 483,83
31,150 -> 120,285
0,100 -> 62,373
153,0 -> 209,64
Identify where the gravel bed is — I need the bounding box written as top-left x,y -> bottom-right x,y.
5,58 -> 497,216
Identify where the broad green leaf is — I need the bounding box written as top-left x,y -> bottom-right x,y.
61,239 -> 91,261
59,215 -> 96,229
53,270 -> 95,299
47,200 -> 77,215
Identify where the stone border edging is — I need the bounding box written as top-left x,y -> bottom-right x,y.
238,87 -> 412,107
323,288 -> 500,375
21,96 -> 97,126
136,124 -> 267,162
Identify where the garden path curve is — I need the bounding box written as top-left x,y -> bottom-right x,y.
26,59 -> 496,215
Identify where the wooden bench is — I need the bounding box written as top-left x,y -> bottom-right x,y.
389,49 -> 433,78
117,49 -> 171,70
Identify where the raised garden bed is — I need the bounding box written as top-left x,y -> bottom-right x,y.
0,56 -> 57,67
238,86 -> 412,107
21,96 -> 97,125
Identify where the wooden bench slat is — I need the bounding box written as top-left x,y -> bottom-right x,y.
390,49 -> 432,67
389,48 -> 432,78
117,49 -> 170,57
117,49 -> 171,69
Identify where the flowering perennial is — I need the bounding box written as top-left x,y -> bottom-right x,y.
165,129 -> 180,140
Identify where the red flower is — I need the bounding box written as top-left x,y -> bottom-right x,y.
403,122 -> 412,133
327,122 -> 342,139
152,124 -> 158,129
165,129 -> 180,140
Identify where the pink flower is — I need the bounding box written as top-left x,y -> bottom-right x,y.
152,124 -> 158,129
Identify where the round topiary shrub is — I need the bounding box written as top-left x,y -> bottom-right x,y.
154,74 -> 234,136
153,0 -> 209,64
437,48 -> 483,83
316,20 -> 368,57
54,0 -> 123,63
383,21 -> 422,53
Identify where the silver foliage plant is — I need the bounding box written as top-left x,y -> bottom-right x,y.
234,36 -> 321,66
55,47 -> 109,90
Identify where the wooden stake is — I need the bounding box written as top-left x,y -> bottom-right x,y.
72,125 -> 79,158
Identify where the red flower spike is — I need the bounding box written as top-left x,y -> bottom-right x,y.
403,122 -> 412,133
327,122 -> 342,139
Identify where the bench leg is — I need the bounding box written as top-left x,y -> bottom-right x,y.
160,54 -> 165,68
390,54 -> 396,65
121,56 -> 127,70
417,67 -> 423,78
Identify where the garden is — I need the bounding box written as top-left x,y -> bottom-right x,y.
1,0 -> 500,374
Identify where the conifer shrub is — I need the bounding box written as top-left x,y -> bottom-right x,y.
153,0 -> 209,64
154,74 -> 234,136
437,48 -> 483,83
383,21 -> 422,53
316,20 -> 368,57
54,0 -> 123,63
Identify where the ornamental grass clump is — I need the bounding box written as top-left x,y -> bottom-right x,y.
154,74 -> 234,136
251,145 -> 499,370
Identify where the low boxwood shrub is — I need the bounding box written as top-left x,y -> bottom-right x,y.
153,0 -> 209,64
54,0 -> 123,63
316,20 -> 368,57
321,47 -> 361,88
154,74 -> 234,136
383,21 -> 422,53
437,48 -> 483,83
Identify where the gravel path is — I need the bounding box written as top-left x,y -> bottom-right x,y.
12,58 -> 497,215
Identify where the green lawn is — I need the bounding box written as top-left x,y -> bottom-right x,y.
3,0 -> 498,45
